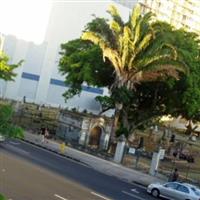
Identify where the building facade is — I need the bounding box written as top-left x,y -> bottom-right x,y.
115,0 -> 200,35
0,1 -> 130,115
56,110 -> 113,150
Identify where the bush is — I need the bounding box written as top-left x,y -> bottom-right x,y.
0,104 -> 24,138
0,194 -> 6,200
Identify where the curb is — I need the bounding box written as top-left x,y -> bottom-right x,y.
21,139 -> 88,166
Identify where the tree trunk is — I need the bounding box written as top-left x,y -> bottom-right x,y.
110,107 -> 121,141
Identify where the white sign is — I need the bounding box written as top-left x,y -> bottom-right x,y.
129,148 -> 136,155
159,149 -> 165,160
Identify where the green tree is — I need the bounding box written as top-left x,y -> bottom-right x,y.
59,5 -> 199,138
0,51 -> 22,81
0,39 -> 23,139
0,104 -> 23,138
82,5 -> 187,90
59,39 -> 114,99
0,193 -> 6,200
81,5 -> 187,136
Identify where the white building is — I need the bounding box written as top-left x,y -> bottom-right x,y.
116,0 -> 200,36
0,1 -> 130,114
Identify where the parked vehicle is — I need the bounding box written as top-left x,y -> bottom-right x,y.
147,182 -> 200,200
0,134 -> 5,143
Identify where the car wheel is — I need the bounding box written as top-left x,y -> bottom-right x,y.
151,188 -> 160,198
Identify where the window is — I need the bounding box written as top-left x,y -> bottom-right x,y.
176,185 -> 190,194
191,187 -> 200,196
182,15 -> 187,21
164,183 -> 179,189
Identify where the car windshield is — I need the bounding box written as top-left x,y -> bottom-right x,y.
191,187 -> 200,196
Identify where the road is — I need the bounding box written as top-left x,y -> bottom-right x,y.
0,140 -> 157,200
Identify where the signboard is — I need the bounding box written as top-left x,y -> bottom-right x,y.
129,148 -> 136,155
159,149 -> 165,160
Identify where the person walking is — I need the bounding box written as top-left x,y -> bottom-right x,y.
171,168 -> 179,182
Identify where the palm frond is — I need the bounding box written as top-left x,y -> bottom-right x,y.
130,4 -> 141,30
107,5 -> 124,26
82,32 -> 105,46
110,20 -> 122,34
136,55 -> 188,79
121,26 -> 132,69
82,32 -> 122,76
102,48 -> 122,76
135,33 -> 153,56
132,17 -> 142,47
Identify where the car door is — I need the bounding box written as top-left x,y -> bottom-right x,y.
175,184 -> 191,200
160,182 -> 179,199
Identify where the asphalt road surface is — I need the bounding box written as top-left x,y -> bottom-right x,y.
0,140 -> 158,200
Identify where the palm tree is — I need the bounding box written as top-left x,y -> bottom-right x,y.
81,5 -> 188,138
82,5 -> 186,90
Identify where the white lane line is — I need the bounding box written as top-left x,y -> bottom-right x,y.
91,192 -> 111,200
122,191 -> 146,200
54,194 -> 68,200
131,188 -> 139,194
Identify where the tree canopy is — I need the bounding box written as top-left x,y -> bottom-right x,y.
0,51 -> 22,81
59,39 -> 114,99
59,5 -> 200,137
0,38 -> 24,139
82,5 -> 187,90
0,104 -> 23,138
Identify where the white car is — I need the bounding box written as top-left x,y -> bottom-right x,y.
0,134 -> 5,143
147,182 -> 200,200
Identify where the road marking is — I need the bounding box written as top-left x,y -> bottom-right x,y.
131,188 -> 139,194
54,194 -> 68,200
122,191 -> 146,200
91,192 -> 111,200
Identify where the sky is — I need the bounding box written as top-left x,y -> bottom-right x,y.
0,0 -> 52,44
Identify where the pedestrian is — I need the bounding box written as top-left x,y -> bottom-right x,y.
44,128 -> 49,138
171,168 -> 179,182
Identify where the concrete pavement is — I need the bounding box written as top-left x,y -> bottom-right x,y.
23,132 -> 167,187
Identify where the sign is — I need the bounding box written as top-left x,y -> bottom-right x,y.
129,148 -> 136,155
159,149 -> 165,160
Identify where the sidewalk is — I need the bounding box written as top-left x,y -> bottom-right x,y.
23,132 -> 167,187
